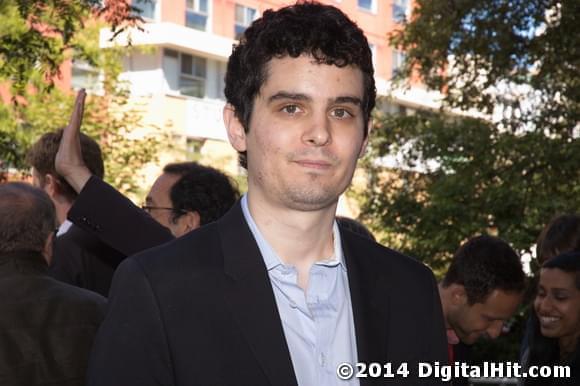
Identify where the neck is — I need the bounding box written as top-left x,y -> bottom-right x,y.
54,198 -> 72,226
559,334 -> 579,360
247,191 -> 337,269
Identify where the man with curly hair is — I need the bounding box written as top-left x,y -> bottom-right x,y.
55,3 -> 449,385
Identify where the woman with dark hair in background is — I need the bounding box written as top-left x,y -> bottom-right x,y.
521,252 -> 580,385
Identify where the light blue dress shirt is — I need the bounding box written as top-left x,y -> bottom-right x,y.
241,195 -> 359,386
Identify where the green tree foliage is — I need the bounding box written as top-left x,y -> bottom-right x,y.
362,0 -> 580,269
0,4 -> 166,197
0,0 -> 140,96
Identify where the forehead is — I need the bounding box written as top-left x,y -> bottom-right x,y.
540,268 -> 578,290
148,173 -> 180,201
259,55 -> 364,99
474,289 -> 522,318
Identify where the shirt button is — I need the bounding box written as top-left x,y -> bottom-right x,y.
289,300 -> 297,309
319,352 -> 326,367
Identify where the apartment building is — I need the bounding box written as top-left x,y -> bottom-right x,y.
71,0 -> 440,205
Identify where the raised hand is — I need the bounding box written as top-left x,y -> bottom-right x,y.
55,89 -> 92,193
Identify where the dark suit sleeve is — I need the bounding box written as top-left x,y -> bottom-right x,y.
68,176 -> 173,256
86,257 -> 174,386
426,269 -> 450,366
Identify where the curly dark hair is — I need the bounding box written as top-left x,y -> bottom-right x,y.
26,129 -> 104,201
167,163 -> 239,226
442,235 -> 526,305
224,1 -> 376,168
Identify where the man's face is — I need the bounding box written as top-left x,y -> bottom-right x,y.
535,268 -> 580,344
145,172 -> 180,229
227,55 -> 368,212
448,288 -> 522,344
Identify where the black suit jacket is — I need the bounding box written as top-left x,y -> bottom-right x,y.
87,202 -> 448,386
68,176 -> 173,257
0,251 -> 107,386
49,224 -> 125,297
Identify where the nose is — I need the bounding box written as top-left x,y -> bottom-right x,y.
536,295 -> 553,315
486,321 -> 504,340
302,112 -> 331,146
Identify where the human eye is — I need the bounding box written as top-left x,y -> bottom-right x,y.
280,104 -> 302,115
330,108 -> 354,119
536,288 -> 546,297
553,290 -> 570,301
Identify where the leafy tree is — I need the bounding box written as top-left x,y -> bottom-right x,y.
0,0 -> 140,96
362,0 -> 580,269
0,11 -> 166,197
359,0 -> 579,363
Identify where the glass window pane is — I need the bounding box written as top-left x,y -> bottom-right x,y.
246,8 -> 256,22
192,56 -> 206,78
358,0 -> 372,10
179,77 -> 204,98
186,11 -> 207,30
235,4 -> 244,23
186,0 -> 194,10
181,54 -> 192,75
234,24 -> 245,40
134,0 -> 155,19
199,0 -> 208,13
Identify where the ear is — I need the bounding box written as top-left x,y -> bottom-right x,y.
223,104 -> 247,152
43,174 -> 58,198
42,232 -> 54,265
449,283 -> 468,307
358,119 -> 372,158
182,211 -> 201,233
173,211 -> 201,237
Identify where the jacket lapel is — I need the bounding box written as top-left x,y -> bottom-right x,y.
218,202 -> 298,386
341,229 -> 390,384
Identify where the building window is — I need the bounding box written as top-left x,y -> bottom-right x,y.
180,53 -> 207,97
392,50 -> 406,78
392,0 -> 409,23
234,4 -> 257,39
186,0 -> 209,31
163,49 -> 207,98
71,59 -> 102,93
133,0 -> 156,19
358,0 -> 377,13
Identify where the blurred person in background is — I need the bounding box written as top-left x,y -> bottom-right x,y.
439,235 -> 526,385
27,128 -> 123,297
519,214 -> 580,362
521,251 -> 580,385
50,92 -> 238,290
0,182 -> 106,386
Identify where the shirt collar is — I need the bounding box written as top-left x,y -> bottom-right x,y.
56,219 -> 73,237
241,194 -> 346,272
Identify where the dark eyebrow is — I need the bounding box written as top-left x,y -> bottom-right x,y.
267,92 -> 362,107
333,96 -> 362,106
268,92 -> 311,104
